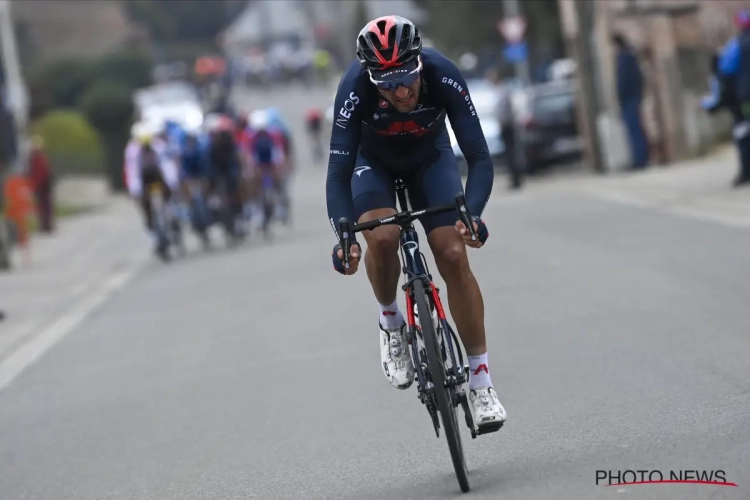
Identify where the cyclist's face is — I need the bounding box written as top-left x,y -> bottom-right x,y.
378,77 -> 421,113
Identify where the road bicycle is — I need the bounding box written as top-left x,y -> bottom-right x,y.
147,182 -> 184,261
338,179 -> 503,493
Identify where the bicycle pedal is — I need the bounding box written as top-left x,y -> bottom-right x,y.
475,420 -> 504,436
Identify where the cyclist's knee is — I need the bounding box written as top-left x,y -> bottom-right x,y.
359,209 -> 399,257
365,226 -> 400,257
430,229 -> 468,271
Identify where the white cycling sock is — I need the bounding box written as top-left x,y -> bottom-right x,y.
468,352 -> 493,390
378,300 -> 405,331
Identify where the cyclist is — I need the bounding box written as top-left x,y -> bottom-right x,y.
207,115 -> 245,227
163,119 -> 187,160
326,16 -> 506,430
244,110 -> 288,230
234,113 -> 249,144
305,107 -> 324,162
265,107 -> 294,172
180,131 -> 212,242
266,108 -> 294,224
124,122 -> 180,253
265,108 -> 292,152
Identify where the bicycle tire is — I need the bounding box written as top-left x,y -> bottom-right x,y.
413,279 -> 470,493
150,192 -> 168,251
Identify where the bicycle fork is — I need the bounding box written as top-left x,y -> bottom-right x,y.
405,278 -> 476,434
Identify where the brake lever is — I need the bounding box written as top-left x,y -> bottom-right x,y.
338,217 -> 351,269
455,193 -> 477,242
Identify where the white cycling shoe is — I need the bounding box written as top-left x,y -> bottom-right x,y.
469,387 -> 507,430
380,323 -> 415,390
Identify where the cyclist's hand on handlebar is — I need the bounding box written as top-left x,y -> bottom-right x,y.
455,216 -> 488,248
332,242 -> 362,275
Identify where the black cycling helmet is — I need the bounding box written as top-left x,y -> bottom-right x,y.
356,16 -> 422,71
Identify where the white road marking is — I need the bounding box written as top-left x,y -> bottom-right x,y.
0,264 -> 140,393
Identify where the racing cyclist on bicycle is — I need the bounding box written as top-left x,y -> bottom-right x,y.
243,110 -> 288,231
207,115 -> 245,232
305,107 -> 324,161
326,16 -> 506,430
180,131 -> 212,242
124,122 -> 181,253
265,107 -> 294,224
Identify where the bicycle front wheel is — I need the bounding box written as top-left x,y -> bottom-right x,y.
413,279 -> 470,493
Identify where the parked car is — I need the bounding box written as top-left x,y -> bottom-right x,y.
514,80 -> 582,173
447,79 -> 505,170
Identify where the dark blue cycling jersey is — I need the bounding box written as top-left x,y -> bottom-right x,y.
325,47 -> 493,238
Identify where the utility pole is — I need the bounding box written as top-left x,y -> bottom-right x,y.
0,0 -> 28,270
573,0 -> 604,173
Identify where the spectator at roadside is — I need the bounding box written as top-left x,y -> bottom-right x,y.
27,135 -> 54,233
714,9 -> 750,187
487,68 -> 523,190
612,33 -> 649,170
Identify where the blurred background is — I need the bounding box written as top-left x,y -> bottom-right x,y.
0,0 -> 748,268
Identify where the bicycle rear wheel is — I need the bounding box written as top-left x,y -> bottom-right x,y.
413,279 -> 470,493
150,191 -> 170,261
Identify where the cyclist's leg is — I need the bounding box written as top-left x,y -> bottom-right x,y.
186,176 -> 207,230
274,162 -> 291,222
140,168 -> 163,248
407,140 -> 506,424
352,152 -> 414,390
259,163 -> 275,222
238,165 -> 255,220
226,167 -> 242,215
187,176 -> 211,243
139,193 -> 153,232
352,153 -> 401,317
406,145 -> 485,355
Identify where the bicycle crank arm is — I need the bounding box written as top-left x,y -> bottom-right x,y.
457,390 -> 478,439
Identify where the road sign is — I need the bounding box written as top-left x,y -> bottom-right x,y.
503,41 -> 528,64
498,16 -> 527,43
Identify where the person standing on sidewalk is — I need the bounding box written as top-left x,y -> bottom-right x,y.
716,9 -> 750,187
27,135 -> 53,233
612,33 -> 649,171
487,69 -> 522,190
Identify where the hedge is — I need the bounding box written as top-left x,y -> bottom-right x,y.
31,110 -> 104,176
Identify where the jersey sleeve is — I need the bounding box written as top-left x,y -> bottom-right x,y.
325,62 -> 365,240
433,54 -> 494,218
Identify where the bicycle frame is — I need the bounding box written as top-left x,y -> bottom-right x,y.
338,187 -> 490,490
339,182 -> 477,400
391,184 -> 470,396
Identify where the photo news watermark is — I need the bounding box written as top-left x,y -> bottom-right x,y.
596,470 -> 738,487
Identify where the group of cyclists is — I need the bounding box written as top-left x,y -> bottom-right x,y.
124,107 -> 294,257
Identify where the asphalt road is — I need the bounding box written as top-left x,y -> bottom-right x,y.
0,85 -> 748,500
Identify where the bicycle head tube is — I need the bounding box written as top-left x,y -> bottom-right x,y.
400,226 -> 428,278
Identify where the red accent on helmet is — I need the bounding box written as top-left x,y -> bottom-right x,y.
367,16 -> 400,68
356,15 -> 422,71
